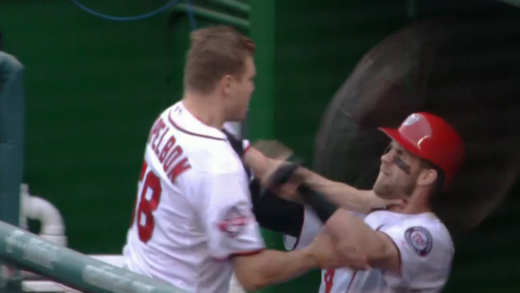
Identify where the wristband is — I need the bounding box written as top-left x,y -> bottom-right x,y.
268,154 -> 304,185
269,162 -> 300,186
298,184 -> 338,223
259,155 -> 304,199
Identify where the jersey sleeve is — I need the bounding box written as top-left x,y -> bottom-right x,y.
242,139 -> 251,154
190,169 -> 265,260
283,207 -> 322,251
378,221 -> 454,290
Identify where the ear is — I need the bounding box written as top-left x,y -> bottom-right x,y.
417,168 -> 438,187
219,74 -> 234,96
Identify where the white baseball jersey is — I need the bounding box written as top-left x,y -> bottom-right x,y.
284,208 -> 454,293
123,101 -> 265,293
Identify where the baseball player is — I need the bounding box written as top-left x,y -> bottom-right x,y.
261,112 -> 464,293
122,26 -> 351,293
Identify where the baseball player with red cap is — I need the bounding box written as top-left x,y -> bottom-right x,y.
263,112 -> 464,293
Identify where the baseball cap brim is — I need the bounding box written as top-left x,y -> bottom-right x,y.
378,127 -> 423,159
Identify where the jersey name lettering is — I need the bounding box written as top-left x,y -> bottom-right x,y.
148,117 -> 192,182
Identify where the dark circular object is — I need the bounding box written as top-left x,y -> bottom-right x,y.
313,15 -> 520,238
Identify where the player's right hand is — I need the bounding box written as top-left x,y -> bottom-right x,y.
253,139 -> 306,202
307,229 -> 370,271
270,179 -> 302,203
367,190 -> 406,211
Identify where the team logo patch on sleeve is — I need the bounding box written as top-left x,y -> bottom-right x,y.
217,206 -> 251,238
404,226 -> 433,257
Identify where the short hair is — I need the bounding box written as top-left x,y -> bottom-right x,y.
184,26 -> 255,93
420,159 -> 445,199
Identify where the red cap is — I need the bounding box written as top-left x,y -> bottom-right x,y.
379,112 -> 464,189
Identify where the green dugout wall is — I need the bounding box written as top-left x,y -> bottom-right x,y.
0,0 -> 519,292
0,0 -> 248,255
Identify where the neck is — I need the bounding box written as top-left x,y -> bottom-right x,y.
182,91 -> 226,130
400,188 -> 432,214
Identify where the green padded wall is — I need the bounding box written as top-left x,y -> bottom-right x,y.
0,0 -> 186,254
0,0 -> 249,254
273,0 -> 409,162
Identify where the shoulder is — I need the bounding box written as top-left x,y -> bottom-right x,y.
182,141 -> 244,175
378,213 -> 454,289
161,127 -> 242,175
178,141 -> 246,189
368,211 -> 451,239
376,212 -> 454,258
401,214 -> 453,253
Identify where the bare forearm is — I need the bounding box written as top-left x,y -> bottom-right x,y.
244,148 -> 381,213
296,168 -> 373,213
234,249 -> 316,291
243,147 -> 287,183
325,209 -> 393,268
257,249 -> 316,284
326,209 -> 376,246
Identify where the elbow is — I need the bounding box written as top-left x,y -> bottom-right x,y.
233,253 -> 272,292
241,279 -> 264,292
368,233 -> 401,273
365,234 -> 397,270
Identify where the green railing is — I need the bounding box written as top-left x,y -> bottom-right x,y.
0,221 -> 187,293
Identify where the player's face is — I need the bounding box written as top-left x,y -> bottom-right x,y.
373,141 -> 423,199
224,56 -> 256,122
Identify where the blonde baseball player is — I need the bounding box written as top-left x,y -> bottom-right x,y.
123,25 -> 351,293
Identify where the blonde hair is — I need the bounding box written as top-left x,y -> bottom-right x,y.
184,26 -> 255,93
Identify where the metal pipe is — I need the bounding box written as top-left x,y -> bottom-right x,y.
170,4 -> 249,30
0,222 -> 182,293
0,51 -> 24,228
20,184 -> 67,247
0,49 -> 26,293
